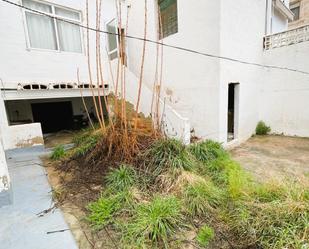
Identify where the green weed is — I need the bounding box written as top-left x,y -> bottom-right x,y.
72,134 -> 99,157
189,140 -> 228,164
144,138 -> 196,181
124,195 -> 182,247
50,145 -> 66,160
87,191 -> 132,230
196,225 -> 215,247
105,164 -> 136,192
256,121 -> 271,135
184,181 -> 223,216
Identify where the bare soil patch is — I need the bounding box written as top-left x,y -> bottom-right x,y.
44,131 -> 76,148
230,135 -> 309,182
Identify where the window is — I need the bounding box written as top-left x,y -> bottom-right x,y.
290,2 -> 300,22
158,0 -> 178,39
23,0 -> 83,53
106,19 -> 118,60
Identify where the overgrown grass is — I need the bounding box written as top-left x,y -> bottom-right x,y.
189,140 -> 228,164
105,164 -> 136,192
228,201 -> 309,249
50,145 -> 66,160
72,133 -> 99,158
123,195 -> 182,247
87,190 -> 133,230
143,138 -> 196,183
183,181 -> 223,216
256,121 -> 271,135
83,136 -> 309,249
196,224 -> 215,247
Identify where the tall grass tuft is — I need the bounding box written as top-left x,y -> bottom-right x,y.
72,134 -> 99,158
189,140 -> 228,164
228,201 -> 309,249
196,224 -> 215,247
105,164 -> 136,192
87,191 -> 132,230
184,181 -> 223,216
124,195 -> 182,247
143,138 -> 196,182
50,145 -> 66,160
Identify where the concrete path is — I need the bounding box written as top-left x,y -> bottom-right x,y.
0,147 -> 78,249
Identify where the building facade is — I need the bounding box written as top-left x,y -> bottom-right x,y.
289,0 -> 309,29
1,0 -> 309,205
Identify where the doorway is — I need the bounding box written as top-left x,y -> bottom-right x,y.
227,83 -> 239,142
31,101 -> 73,133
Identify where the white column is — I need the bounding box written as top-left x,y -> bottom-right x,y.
0,94 -> 11,206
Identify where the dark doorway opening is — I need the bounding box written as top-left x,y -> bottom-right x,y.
228,83 -> 238,142
32,101 -> 73,133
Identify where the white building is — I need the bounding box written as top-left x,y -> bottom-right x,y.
1,0 -> 309,205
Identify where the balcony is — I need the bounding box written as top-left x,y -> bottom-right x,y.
264,24 -> 309,50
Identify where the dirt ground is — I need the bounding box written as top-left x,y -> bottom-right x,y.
230,135 -> 309,182
44,131 -> 76,148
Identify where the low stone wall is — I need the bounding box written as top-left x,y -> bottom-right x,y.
2,123 -> 44,151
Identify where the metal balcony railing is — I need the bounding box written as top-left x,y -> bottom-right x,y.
264,25 -> 309,50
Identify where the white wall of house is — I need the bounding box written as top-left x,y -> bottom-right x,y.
218,0 -> 267,144
102,0 -> 309,144
1,0 -> 308,148
113,0 -> 221,141
261,41 -> 309,137
0,0 -> 111,149
0,0 -> 100,87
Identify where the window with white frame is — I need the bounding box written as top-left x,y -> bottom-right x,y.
106,19 -> 118,60
22,0 -> 83,53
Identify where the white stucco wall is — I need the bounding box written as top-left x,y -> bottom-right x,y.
0,0 -> 108,88
218,0 -> 267,144
112,0 -> 221,141
261,41 -> 309,137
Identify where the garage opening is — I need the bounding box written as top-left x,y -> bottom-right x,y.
227,83 -> 239,142
31,102 -> 73,133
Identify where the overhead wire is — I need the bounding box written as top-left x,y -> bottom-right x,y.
1,0 -> 309,76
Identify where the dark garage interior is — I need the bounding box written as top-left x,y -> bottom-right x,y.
31,101 -> 74,133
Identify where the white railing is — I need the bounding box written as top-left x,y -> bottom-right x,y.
264,25 -> 309,50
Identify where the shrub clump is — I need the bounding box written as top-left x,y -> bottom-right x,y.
50,145 -> 66,160
196,224 -> 215,247
256,121 -> 271,135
